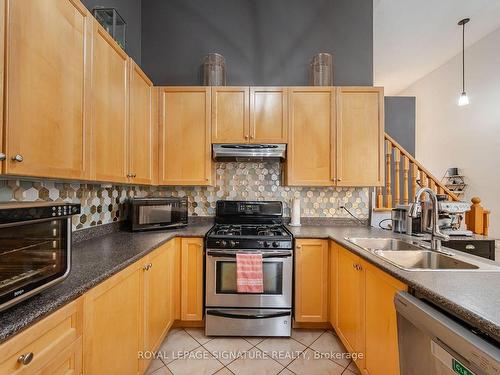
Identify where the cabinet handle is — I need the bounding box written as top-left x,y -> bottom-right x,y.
296,245 -> 302,249
18,352 -> 34,366
0,153 -> 5,161
143,264 -> 149,271
337,178 -> 342,182
244,135 -> 249,139
148,262 -> 153,269
12,154 -> 23,162
465,244 -> 476,250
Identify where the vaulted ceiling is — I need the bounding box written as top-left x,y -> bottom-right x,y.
374,0 -> 500,95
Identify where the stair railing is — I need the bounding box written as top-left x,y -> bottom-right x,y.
376,133 -> 490,235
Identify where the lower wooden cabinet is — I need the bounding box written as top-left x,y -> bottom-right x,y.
0,298 -> 83,375
363,261 -> 406,375
332,241 -> 407,375
180,238 -> 204,321
143,240 -> 177,357
294,239 -> 329,322
83,260 -> 143,375
337,245 -> 364,353
329,242 -> 339,329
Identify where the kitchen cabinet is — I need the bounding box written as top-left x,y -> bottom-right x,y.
333,243 -> 407,375
249,87 -> 288,143
329,242 -> 339,329
0,298 -> 83,375
3,0 -> 92,180
141,239 -> 179,372
337,245 -> 364,354
83,260 -> 143,375
90,20 -> 129,183
211,86 -> 250,143
128,60 -> 157,185
143,241 -> 176,357
335,87 -> 384,186
294,239 -> 329,322
158,87 -> 213,185
286,87 -> 335,186
363,260 -> 406,375
181,238 -> 204,321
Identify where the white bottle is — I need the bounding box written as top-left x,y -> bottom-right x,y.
289,197 -> 301,227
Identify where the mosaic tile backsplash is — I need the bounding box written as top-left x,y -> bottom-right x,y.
0,162 -> 369,231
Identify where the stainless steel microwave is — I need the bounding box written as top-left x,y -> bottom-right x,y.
0,202 -> 80,312
127,197 -> 188,231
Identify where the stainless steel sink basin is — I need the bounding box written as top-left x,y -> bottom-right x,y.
373,250 -> 479,270
345,237 -> 422,251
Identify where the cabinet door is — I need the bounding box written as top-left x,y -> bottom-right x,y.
249,87 -> 288,143
91,21 -> 129,183
144,241 -> 175,355
181,238 -> 204,321
294,239 -> 329,322
4,0 -> 91,179
37,337 -> 82,375
329,241 -> 339,329
129,60 -> 157,185
336,87 -> 384,186
363,261 -> 407,375
159,87 -> 212,185
337,246 -> 364,353
84,261 -> 143,375
212,86 -> 249,143
287,87 -> 335,186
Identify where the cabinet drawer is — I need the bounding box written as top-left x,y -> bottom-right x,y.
0,299 -> 82,375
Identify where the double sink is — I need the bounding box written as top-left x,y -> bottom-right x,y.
345,237 -> 498,271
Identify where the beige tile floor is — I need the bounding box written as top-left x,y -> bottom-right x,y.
145,328 -> 360,375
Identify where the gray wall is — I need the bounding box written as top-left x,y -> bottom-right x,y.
385,97 -> 416,156
141,0 -> 373,85
82,0 -> 142,64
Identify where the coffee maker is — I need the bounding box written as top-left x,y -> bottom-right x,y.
421,197 -> 472,236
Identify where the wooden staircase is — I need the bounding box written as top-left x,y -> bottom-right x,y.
375,133 -> 490,235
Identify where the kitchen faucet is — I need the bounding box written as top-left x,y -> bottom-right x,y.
409,187 -> 450,252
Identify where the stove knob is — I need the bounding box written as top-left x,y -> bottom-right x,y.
229,240 -> 236,248
263,241 -> 270,248
221,240 -> 227,247
272,241 -> 279,248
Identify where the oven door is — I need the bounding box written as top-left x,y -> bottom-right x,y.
0,217 -> 71,311
205,249 -> 292,309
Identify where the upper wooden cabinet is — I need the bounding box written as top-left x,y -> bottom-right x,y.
128,60 -> 157,185
211,86 -> 249,143
249,87 -> 288,143
336,87 -> 384,187
159,87 -> 212,185
294,239 -> 329,322
287,87 -> 335,186
90,20 -> 129,183
3,0 -> 91,179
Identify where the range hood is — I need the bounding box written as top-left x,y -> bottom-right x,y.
212,144 -> 286,162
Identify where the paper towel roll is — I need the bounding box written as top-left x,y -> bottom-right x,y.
289,198 -> 301,226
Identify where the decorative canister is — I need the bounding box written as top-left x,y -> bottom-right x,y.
202,53 -> 226,86
309,53 -> 333,86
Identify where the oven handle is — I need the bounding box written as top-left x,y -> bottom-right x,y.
206,310 -> 291,320
206,250 -> 292,258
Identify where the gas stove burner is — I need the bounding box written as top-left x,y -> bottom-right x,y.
215,225 -> 242,236
256,225 -> 285,237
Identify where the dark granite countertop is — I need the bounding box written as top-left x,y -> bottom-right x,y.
1,219 -> 499,345
287,225 -> 500,342
0,221 -> 213,343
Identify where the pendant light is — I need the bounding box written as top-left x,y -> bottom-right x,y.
458,18 -> 470,106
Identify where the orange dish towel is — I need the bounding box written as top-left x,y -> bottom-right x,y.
236,253 -> 264,293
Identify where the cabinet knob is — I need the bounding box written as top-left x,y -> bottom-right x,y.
244,135 -> 249,139
143,264 -> 149,271
296,245 -> 302,249
12,154 -> 23,162
337,178 -> 342,182
0,153 -> 5,161
18,352 -> 34,366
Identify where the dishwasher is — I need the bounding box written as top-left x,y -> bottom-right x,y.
395,292 -> 500,375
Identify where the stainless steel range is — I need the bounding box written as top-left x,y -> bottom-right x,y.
205,200 -> 293,337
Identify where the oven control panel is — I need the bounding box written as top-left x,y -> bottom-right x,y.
206,238 -> 292,249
